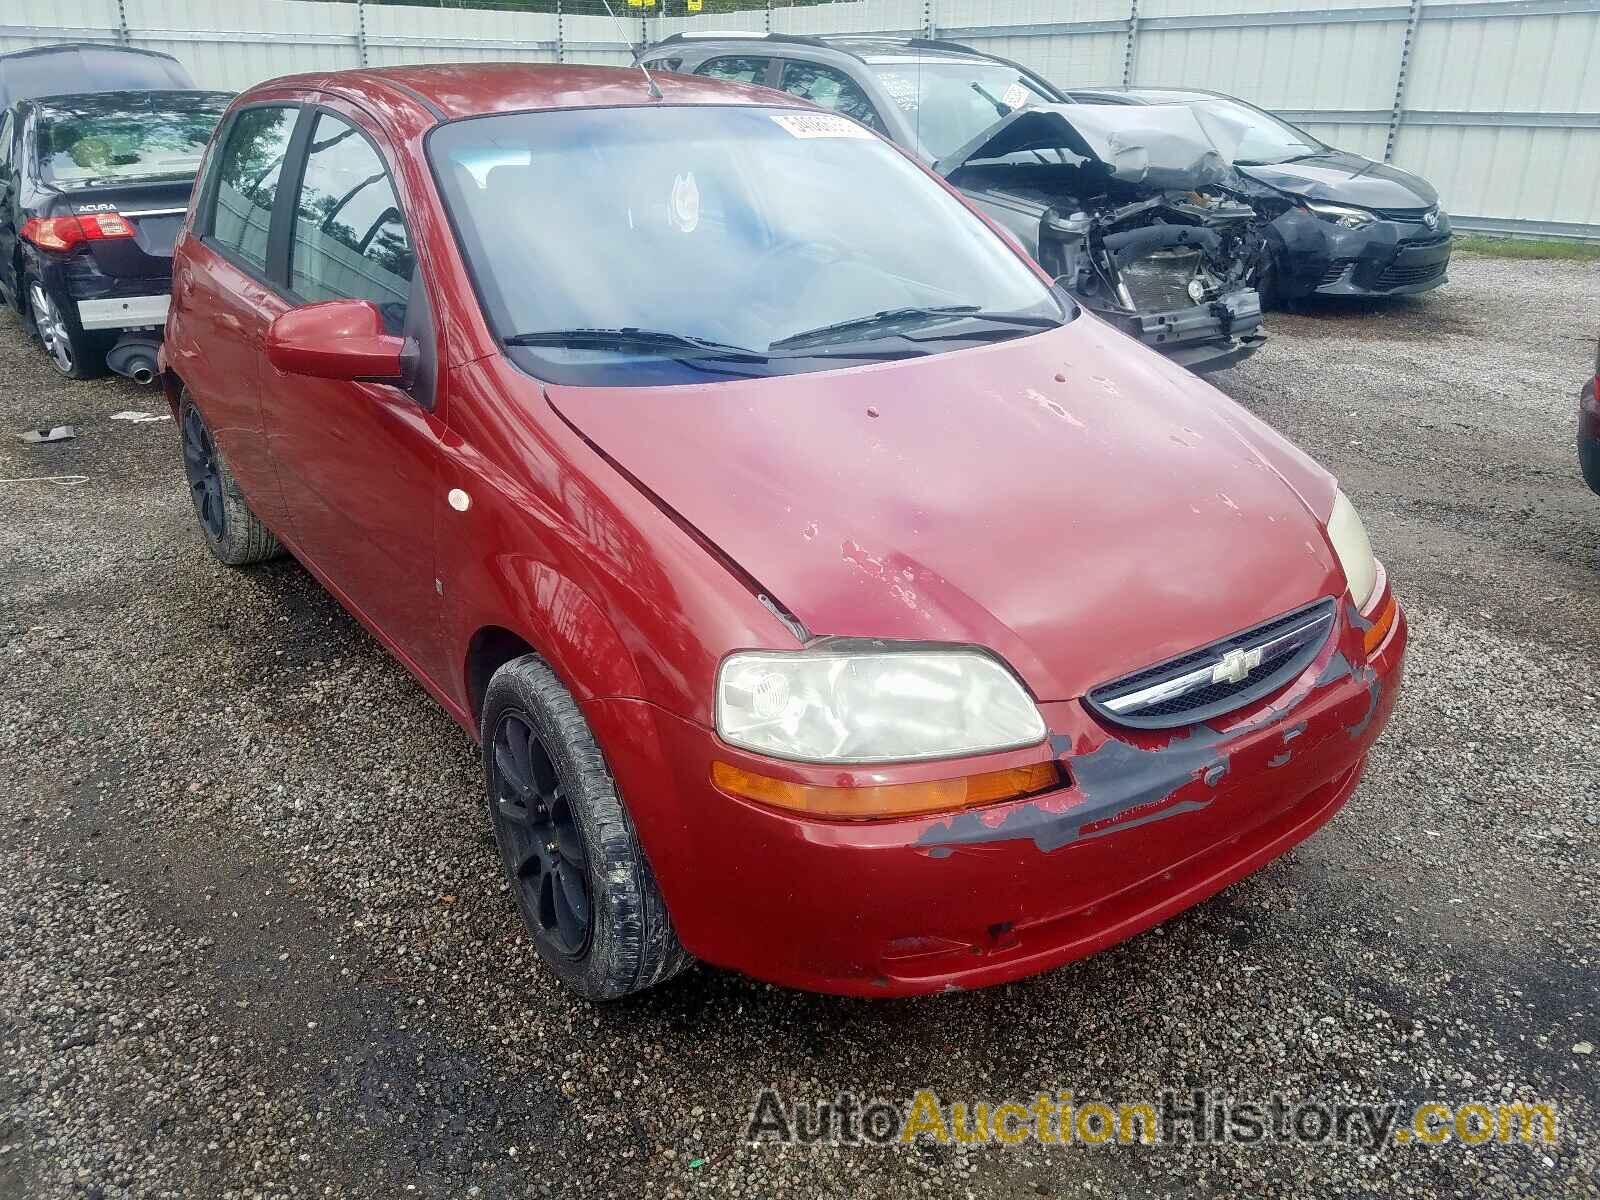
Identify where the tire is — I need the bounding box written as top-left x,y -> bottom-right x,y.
25,271 -> 104,379
178,393 -> 283,566
481,654 -> 690,1000
1251,242 -> 1282,311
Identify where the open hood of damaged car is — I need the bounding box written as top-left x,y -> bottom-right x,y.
936,103 -> 1230,192
543,320 -> 1345,704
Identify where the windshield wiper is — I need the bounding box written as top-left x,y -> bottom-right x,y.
503,326 -> 927,370
769,305 -> 1059,351
970,82 -> 1012,118
504,327 -> 768,360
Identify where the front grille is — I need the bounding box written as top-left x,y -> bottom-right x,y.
1319,258 -> 1356,286
1370,206 -> 1433,222
1086,598 -> 1338,730
1378,259 -> 1448,287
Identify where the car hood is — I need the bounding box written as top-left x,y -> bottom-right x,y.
544,318 -> 1343,702
937,103 -> 1229,192
1238,151 -> 1438,208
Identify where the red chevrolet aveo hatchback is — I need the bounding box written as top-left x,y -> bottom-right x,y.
160,65 -> 1406,999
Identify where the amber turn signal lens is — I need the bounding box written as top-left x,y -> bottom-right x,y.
1363,590 -> 1397,657
710,760 -> 1060,820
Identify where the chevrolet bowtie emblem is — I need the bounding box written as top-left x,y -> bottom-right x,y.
1211,647 -> 1264,685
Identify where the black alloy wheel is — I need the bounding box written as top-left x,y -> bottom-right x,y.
181,401 -> 226,542
489,709 -> 594,958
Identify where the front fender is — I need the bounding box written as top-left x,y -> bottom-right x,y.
434,356 -> 797,734
447,555 -> 647,722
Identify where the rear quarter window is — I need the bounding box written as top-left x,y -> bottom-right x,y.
697,56 -> 770,84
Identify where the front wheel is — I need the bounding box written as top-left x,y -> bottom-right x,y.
26,273 -> 103,379
482,654 -> 690,1000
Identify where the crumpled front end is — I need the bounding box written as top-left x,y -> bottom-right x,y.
1048,194 -> 1267,372
944,103 -> 1269,373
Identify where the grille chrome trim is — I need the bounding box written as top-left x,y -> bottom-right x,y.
1086,598 -> 1338,730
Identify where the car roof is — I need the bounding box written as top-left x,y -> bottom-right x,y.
644,32 -> 1012,65
0,41 -> 184,65
249,63 -> 808,123
0,41 -> 196,108
1071,86 -> 1227,103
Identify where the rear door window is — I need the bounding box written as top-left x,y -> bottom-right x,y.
696,56 -> 771,85
209,106 -> 298,274
777,61 -> 883,131
286,112 -> 413,334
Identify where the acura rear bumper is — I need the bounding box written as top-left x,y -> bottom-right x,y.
77,293 -> 170,331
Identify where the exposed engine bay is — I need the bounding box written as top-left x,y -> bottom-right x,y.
940,104 -> 1267,373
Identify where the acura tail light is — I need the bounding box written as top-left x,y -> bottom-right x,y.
20,212 -> 135,252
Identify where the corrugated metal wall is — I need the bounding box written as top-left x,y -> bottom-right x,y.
4,0 -> 1595,237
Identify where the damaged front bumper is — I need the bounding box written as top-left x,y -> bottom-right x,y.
1131,288 -> 1266,374
586,581 -> 1407,997
1271,208 -> 1452,299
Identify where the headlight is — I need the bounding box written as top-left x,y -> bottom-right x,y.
716,646 -> 1046,764
1327,489 -> 1378,608
1305,201 -> 1377,231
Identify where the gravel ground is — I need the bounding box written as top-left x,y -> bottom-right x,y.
2,252 -> 1597,1199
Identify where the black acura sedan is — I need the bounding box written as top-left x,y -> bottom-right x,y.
0,89 -> 231,381
1066,87 -> 1451,305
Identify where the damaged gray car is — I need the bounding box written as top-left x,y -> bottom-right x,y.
939,102 -> 1266,373
640,34 -> 1265,373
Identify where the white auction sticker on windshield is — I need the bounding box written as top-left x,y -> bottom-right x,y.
1001,82 -> 1033,111
769,112 -> 875,139
669,172 -> 700,233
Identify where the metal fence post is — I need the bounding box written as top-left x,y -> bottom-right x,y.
556,1 -> 564,64
355,0 -> 368,68
115,0 -> 131,45
765,0 -> 772,35
924,0 -> 937,39
1384,0 -> 1425,163
1121,0 -> 1140,87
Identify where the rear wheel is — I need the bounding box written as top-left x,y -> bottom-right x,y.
482,654 -> 690,1000
179,393 -> 283,566
26,272 -> 103,379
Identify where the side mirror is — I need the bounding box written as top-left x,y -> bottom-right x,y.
265,298 -> 412,385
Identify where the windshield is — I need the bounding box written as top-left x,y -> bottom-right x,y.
1184,98 -> 1326,166
867,61 -> 1059,162
37,94 -> 229,184
429,105 -> 1063,387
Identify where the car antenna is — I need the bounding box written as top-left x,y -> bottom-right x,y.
601,0 -> 664,100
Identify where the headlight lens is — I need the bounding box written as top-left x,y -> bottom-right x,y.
716,646 -> 1046,763
1327,489 -> 1378,607
1306,201 -> 1377,230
